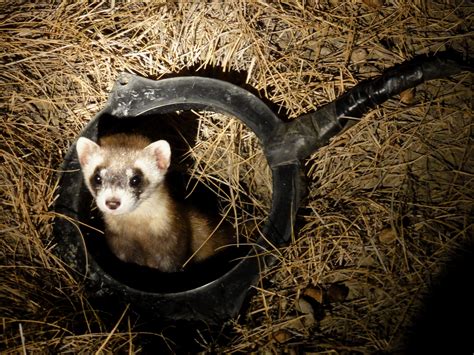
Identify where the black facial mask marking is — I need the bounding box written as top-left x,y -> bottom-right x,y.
129,168 -> 148,199
89,166 -> 105,195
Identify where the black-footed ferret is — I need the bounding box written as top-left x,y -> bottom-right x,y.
76,133 -> 232,272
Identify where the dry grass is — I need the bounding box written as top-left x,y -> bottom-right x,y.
186,111 -> 272,242
1,0 -> 472,353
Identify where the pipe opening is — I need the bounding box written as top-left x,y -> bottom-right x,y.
76,109 -> 272,293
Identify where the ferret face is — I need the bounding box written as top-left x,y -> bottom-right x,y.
75,136 -> 171,216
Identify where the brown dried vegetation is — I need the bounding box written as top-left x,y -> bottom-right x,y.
1,1 -> 472,353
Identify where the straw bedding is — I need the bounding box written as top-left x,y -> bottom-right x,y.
1,1 -> 472,353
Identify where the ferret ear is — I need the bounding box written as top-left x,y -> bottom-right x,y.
76,137 -> 100,167
145,140 -> 171,171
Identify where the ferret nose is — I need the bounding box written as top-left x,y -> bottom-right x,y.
106,198 -> 121,210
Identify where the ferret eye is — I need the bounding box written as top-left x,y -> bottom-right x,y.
129,175 -> 141,187
93,174 -> 102,185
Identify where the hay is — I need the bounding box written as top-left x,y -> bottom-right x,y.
1,0 -> 472,353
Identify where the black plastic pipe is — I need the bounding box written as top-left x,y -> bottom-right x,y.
54,50 -> 471,324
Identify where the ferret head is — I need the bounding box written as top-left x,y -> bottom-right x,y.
75,136 -> 171,216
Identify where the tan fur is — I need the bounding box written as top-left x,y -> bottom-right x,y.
103,182 -> 191,271
79,133 -> 233,271
189,210 -> 232,262
99,133 -> 150,149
